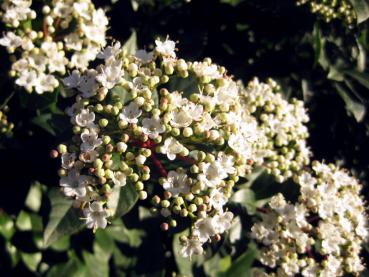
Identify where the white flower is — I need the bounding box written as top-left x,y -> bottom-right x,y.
155,38 -> 176,58
75,109 -> 95,127
77,70 -> 99,98
112,171 -> 127,187
80,130 -> 102,152
63,70 -> 82,88
0,32 -> 22,50
162,171 -> 190,196
209,189 -> 228,211
60,170 -> 87,198
79,150 -> 98,163
193,217 -> 217,243
160,137 -> 184,160
119,102 -> 142,124
192,62 -> 222,79
97,42 -> 121,61
61,153 -> 76,169
180,237 -> 204,258
83,202 -> 109,230
170,109 -> 193,128
135,49 -> 154,63
96,60 -> 124,89
217,152 -> 236,175
198,161 -> 227,188
15,70 -> 37,91
142,116 -> 165,139
34,74 -> 58,94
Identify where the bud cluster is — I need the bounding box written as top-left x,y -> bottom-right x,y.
0,105 -> 14,135
296,0 -> 356,27
0,0 -> 108,94
251,161 -> 368,276
242,78 -> 310,182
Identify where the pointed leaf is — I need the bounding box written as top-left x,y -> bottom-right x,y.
107,181 -> 138,219
43,189 -> 84,248
349,0 -> 369,23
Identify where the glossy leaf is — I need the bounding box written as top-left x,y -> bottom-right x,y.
107,181 -> 138,219
43,189 -> 84,248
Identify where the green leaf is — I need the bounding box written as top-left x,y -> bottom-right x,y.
349,0 -> 369,23
95,229 -> 115,257
25,182 -> 43,212
0,212 -> 15,240
335,83 -> 366,122
46,256 -> 86,277
31,113 -> 69,136
82,250 -> 110,277
43,189 -> 85,248
220,243 -> 257,277
123,31 -> 137,56
231,188 -> 257,214
50,235 -> 70,252
204,254 -> 231,277
110,86 -> 132,105
16,210 -> 32,231
105,219 -> 145,247
21,252 -> 42,272
107,181 -> 138,219
5,242 -> 19,267
345,69 -> 369,89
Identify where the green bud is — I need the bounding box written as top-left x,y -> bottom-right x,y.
188,204 -> 197,213
99,118 -> 109,128
135,181 -> 144,191
161,200 -> 170,208
139,191 -> 147,200
57,144 -> 67,154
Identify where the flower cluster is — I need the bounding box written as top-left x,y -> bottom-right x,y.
0,0 -> 108,94
251,161 -> 368,276
296,0 -> 356,27
242,78 -> 310,182
0,105 -> 14,135
53,37 -> 285,255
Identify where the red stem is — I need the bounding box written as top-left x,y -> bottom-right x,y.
150,152 -> 168,177
130,138 -> 167,177
43,17 -> 49,38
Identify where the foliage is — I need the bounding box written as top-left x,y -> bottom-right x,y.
1,0 -> 369,276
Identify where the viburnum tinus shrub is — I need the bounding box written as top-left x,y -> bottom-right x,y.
0,0 -> 108,94
52,37 -> 313,257
251,161 -> 368,276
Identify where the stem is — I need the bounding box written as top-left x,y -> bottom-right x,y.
177,155 -> 196,164
0,90 -> 15,110
43,17 -> 49,38
151,152 -> 168,177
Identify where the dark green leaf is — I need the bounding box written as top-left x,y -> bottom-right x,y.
107,181 -> 138,219
82,250 -> 109,277
50,235 -> 70,252
25,182 -> 43,212
16,210 -> 32,231
335,83 -> 366,122
105,219 -> 144,247
345,69 -> 369,89
0,212 -> 15,240
349,0 -> 369,23
110,86 -> 132,105
220,243 -> 257,277
123,31 -> 137,56
21,252 -> 42,272
43,189 -> 85,248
